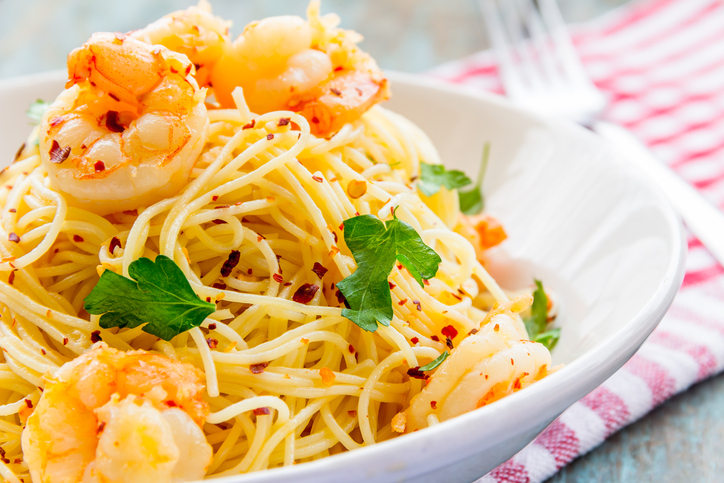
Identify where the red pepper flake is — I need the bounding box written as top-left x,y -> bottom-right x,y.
220,250 -> 240,277
311,262 -> 328,279
215,204 -> 231,209
431,335 -> 440,342
247,268 -> 253,275
185,64 -> 193,76
90,330 -> 102,343
94,160 -> 106,172
446,337 -> 454,350
414,300 -> 422,311
250,362 -> 269,374
272,273 -> 283,283
256,235 -> 264,243
334,66 -> 344,72
50,116 -> 65,127
468,328 -> 479,336
266,133 -> 274,140
330,87 -> 342,96
348,410 -> 357,417
451,293 -> 463,301
108,92 -> 120,102
212,219 -> 227,224
104,111 -> 124,133
212,282 -> 226,290
335,289 -> 346,305
441,325 -> 458,339
396,263 -> 403,270
73,235 -> 84,243
398,299 -> 408,306
7,271 -> 15,285
242,119 -> 256,130
63,337 -> 69,345
494,324 -> 500,332
355,87 -> 363,96
389,282 -> 396,290
410,337 -> 419,344
423,279 -> 430,286
348,344 -> 356,354
312,175 -> 324,183
212,195 -> 219,201
8,233 -> 19,243
278,117 -> 291,126
49,140 -> 71,164
14,143 -> 25,161
513,378 -> 522,390
253,407 -> 270,416
292,283 -> 319,304
511,358 -> 515,365
206,338 -> 218,349
311,116 -> 320,124
339,222 -> 344,231
430,401 -> 437,409
123,209 -> 138,216
7,209 -> 14,214
332,231 -> 338,243
485,374 -> 489,380
205,296 -> 212,303
407,367 -> 428,380
208,323 -> 217,330
24,399 -> 33,409
284,282 -> 292,286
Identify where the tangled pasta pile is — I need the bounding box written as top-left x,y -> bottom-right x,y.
0,2 -> 556,482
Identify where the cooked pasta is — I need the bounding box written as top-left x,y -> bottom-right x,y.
0,2 -> 556,482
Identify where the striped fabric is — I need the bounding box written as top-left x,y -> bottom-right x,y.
428,0 -> 724,481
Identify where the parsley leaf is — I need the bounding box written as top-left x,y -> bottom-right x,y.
26,99 -> 50,125
523,279 -> 559,350
84,255 -> 215,341
419,351 -> 449,371
337,213 -> 442,332
418,162 -> 472,197
458,142 -> 490,215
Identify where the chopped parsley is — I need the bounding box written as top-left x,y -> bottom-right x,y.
337,212 -> 442,332
26,99 -> 50,125
418,162 -> 472,197
523,279 -> 560,350
419,350 -> 449,371
458,142 -> 490,215
84,255 -> 215,341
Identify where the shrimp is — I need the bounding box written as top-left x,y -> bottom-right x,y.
39,32 -> 208,216
130,0 -> 231,88
210,1 -> 389,136
21,343 -> 213,483
405,297 -> 552,432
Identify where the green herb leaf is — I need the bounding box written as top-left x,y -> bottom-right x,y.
524,279 -> 551,341
533,328 -> 561,351
419,351 -> 449,371
84,255 -> 215,341
26,99 -> 50,125
458,142 -> 490,215
418,162 -> 472,197
337,214 -> 442,332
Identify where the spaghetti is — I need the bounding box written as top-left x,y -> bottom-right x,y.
0,2 -> 554,482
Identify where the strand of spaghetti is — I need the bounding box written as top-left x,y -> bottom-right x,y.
1,173 -> 32,234
0,177 -> 67,271
0,281 -> 93,331
207,418 -> 244,474
207,395 -> 291,425
122,197 -> 177,276
358,346 -> 440,445
249,397 -> 332,471
319,403 -> 361,450
0,459 -> 21,483
189,326 -> 219,398
226,412 -> 271,474
473,260 -> 509,303
377,325 -> 418,368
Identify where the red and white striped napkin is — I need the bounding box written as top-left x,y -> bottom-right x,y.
428,0 -> 724,480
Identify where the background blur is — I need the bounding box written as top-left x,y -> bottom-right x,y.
0,0 -> 631,79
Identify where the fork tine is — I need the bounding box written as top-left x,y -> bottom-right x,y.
537,0 -> 596,88
479,0 -> 527,97
513,0 -> 565,89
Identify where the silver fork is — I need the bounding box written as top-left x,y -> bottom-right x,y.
481,0 -> 724,267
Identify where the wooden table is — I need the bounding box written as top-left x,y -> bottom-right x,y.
1,1 -> 721,481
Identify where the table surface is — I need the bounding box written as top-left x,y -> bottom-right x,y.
2,1 -> 722,482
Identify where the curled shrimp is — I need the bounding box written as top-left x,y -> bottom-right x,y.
405,297 -> 552,431
130,0 -> 231,88
21,343 -> 212,483
210,1 -> 389,136
39,32 -> 209,216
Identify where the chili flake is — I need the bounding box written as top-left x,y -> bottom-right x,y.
220,250 -> 240,277
250,362 -> 269,374
292,283 -> 319,304
311,262 -> 328,279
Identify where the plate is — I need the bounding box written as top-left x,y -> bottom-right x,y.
0,71 -> 685,482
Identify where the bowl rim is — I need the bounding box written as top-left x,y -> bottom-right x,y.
0,69 -> 687,482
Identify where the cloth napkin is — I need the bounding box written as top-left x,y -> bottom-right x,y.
428,0 -> 724,480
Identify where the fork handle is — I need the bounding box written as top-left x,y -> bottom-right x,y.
594,121 -> 724,267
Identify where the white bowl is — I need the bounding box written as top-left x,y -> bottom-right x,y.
0,71 -> 685,482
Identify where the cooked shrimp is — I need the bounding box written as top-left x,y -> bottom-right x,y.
210,1 -> 389,136
130,0 -> 231,88
405,298 -> 552,431
21,343 -> 212,483
39,32 -> 208,216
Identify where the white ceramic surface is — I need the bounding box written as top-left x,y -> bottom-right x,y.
0,71 -> 685,483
